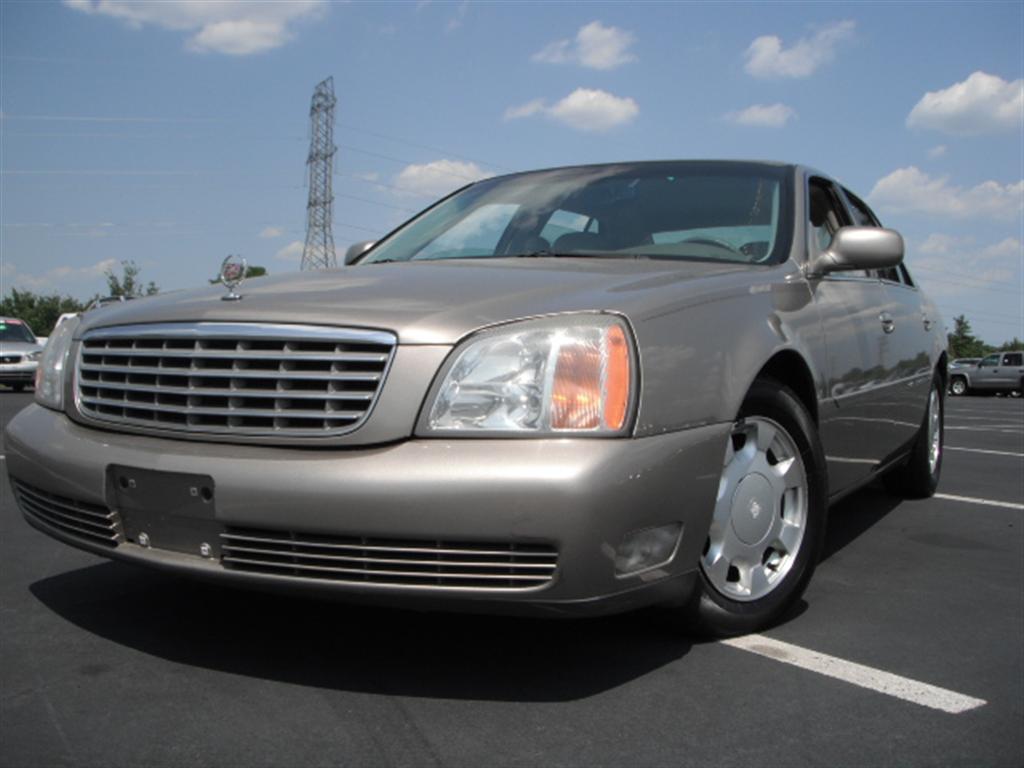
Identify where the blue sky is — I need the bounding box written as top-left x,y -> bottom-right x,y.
1,0 -> 1021,343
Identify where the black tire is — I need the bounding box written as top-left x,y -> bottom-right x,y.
949,376 -> 968,396
10,383 -> 25,392
683,379 -> 828,637
882,373 -> 943,499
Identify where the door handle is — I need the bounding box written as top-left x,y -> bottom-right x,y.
880,312 -> 895,334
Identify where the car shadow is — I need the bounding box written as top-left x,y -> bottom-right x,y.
820,483 -> 904,563
29,563 -> 691,702
28,483 -> 904,702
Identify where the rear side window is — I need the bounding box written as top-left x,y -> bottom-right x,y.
842,186 -> 912,286
1003,352 -> 1023,366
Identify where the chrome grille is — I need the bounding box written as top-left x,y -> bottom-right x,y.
75,323 -> 396,438
13,480 -> 121,548
221,528 -> 559,591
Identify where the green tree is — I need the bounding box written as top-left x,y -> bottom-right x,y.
998,337 -> 1023,351
105,260 -> 159,298
0,288 -> 87,336
947,314 -> 990,359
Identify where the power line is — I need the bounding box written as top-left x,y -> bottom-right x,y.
335,121 -> 511,172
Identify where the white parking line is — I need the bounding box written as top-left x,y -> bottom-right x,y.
945,425 -> 1024,434
721,634 -> 987,714
946,415 -> 1024,423
934,493 -> 1024,510
946,446 -> 1024,458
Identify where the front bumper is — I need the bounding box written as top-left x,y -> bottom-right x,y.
0,363 -> 35,384
5,405 -> 729,616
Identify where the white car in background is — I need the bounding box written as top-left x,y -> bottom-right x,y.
0,317 -> 45,392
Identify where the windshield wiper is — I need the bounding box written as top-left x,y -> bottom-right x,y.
509,250 -> 641,260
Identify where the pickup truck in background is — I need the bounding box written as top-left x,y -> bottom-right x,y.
949,351 -> 1024,396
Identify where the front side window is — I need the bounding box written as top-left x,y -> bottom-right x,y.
362,163 -> 793,266
980,354 -> 1000,367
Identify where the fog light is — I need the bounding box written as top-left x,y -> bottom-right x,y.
614,523 -> 683,576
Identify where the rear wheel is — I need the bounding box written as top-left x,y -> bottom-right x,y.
883,374 -> 943,499
10,383 -> 24,392
949,376 -> 967,396
685,380 -> 827,637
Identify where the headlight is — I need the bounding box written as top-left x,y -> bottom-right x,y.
26,350 -> 42,362
424,315 -> 635,435
35,315 -> 79,410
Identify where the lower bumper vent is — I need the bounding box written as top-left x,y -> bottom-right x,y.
13,480 -> 121,548
221,528 -> 558,591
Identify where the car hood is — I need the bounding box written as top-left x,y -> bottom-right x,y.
0,341 -> 42,355
77,258 -> 767,345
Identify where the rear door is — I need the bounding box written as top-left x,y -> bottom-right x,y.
989,352 -> 1024,390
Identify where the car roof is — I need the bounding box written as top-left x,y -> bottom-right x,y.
477,159 -> 799,185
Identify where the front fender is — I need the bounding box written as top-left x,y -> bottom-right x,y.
631,271 -> 824,436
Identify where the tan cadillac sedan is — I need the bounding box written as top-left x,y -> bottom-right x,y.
5,161 -> 946,635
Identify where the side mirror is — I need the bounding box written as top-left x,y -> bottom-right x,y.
805,227 -> 904,278
344,240 -> 375,265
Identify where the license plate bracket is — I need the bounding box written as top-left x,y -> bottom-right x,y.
107,465 -> 222,558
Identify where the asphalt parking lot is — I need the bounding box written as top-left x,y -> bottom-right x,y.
1,391 -> 1021,767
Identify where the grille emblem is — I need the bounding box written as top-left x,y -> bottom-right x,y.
218,255 -> 247,301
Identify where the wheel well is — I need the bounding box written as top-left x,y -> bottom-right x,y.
754,351 -> 819,424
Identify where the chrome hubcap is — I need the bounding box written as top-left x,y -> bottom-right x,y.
702,417 -> 808,602
927,388 -> 941,474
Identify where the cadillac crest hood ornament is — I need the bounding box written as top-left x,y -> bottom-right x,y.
219,255 -> 247,301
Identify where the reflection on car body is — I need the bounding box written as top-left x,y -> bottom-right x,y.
5,161 -> 948,635
949,351 -> 1023,396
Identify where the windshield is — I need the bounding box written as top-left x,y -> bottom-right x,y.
363,162 -> 793,266
0,320 -> 37,344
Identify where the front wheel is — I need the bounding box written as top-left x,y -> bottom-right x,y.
883,374 -> 943,499
684,380 -> 827,637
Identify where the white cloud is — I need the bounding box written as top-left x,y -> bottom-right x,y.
1,258 -> 118,294
907,71 -> 1024,135
63,0 -> 326,55
532,21 -> 636,70
274,240 -> 304,262
869,166 -> 1024,221
911,236 -> 1022,298
393,160 -> 490,198
505,88 -> 639,132
927,145 -> 948,159
918,233 -> 961,254
744,20 -> 855,78
445,1 -> 468,33
725,103 -> 797,128
259,226 -> 283,239
503,99 -> 546,121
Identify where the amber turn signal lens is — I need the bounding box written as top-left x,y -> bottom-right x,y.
603,325 -> 629,430
550,325 -> 630,431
